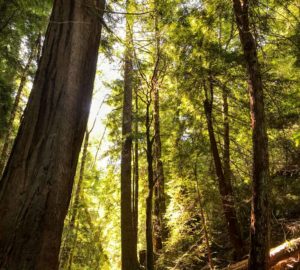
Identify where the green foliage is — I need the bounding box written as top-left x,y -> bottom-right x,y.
0,0 -> 51,140
293,131 -> 300,147
95,0 -> 300,268
0,77 -> 13,137
3,0 -> 297,269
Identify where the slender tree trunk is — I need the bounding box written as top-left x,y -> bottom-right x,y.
152,0 -> 166,253
121,1 -> 138,268
0,0 -> 104,269
0,37 -> 40,176
194,166 -> 214,270
222,87 -> 230,184
133,88 -> 139,261
232,1 -> 270,269
203,78 -> 244,259
153,80 -> 166,252
146,101 -> 154,270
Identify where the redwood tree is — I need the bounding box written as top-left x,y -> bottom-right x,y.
232,0 -> 270,269
0,0 -> 104,269
120,0 -> 139,268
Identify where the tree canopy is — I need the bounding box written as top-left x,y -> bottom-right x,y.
0,0 -> 299,269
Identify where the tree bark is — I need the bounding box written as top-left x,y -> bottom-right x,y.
146,101 -> 154,270
121,0 -> 138,268
152,0 -> 166,254
232,1 -> 270,269
133,87 -> 139,262
0,35 -> 40,177
153,79 -> 165,252
0,0 -> 104,269
203,78 -> 244,259
222,86 -> 230,185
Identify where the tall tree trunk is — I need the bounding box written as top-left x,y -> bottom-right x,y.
152,0 -> 166,253
133,87 -> 139,261
0,35 -> 40,177
0,0 -> 104,269
153,79 -> 166,252
120,1 -> 138,268
222,87 -> 230,184
146,101 -> 154,270
232,1 -> 270,269
203,78 -> 244,259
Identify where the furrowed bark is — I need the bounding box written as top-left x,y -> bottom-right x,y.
0,0 -> 104,269
232,1 -> 270,268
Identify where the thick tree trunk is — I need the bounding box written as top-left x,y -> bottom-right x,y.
0,0 -> 104,269
203,79 -> 244,259
0,37 -> 39,176
121,1 -> 138,268
232,1 -> 270,269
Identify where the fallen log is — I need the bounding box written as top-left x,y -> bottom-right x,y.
272,254 -> 300,270
223,237 -> 300,270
